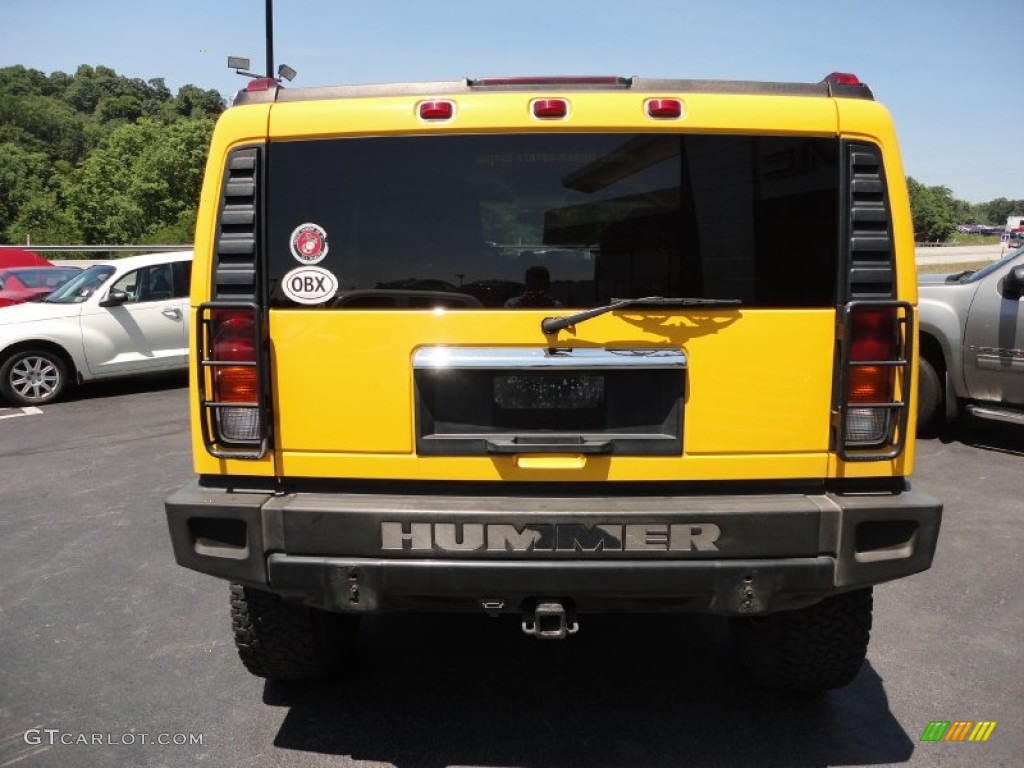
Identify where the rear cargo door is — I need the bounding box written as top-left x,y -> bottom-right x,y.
260,129 -> 841,481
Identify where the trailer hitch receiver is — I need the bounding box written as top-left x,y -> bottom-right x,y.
522,599 -> 579,640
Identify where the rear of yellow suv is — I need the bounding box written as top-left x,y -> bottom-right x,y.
166,73 -> 941,690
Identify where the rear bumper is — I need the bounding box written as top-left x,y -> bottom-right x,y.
164,481 -> 941,616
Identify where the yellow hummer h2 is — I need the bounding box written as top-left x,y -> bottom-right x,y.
166,72 -> 942,690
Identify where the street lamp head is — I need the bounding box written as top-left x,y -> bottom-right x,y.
277,64 -> 297,82
227,56 -> 251,72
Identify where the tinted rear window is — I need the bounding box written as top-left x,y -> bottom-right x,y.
266,133 -> 838,308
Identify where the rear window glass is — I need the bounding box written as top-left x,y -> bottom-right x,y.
266,133 -> 839,308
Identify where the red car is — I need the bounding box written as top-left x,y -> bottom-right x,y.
0,266 -> 83,308
0,248 -> 53,268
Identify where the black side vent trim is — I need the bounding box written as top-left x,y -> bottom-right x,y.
214,147 -> 260,300
845,144 -> 895,300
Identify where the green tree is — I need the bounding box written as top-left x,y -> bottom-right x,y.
7,193 -> 82,244
1,63 -> 223,245
949,197 -> 976,225
0,65 -> 50,97
95,95 -> 144,123
0,143 -> 56,241
65,117 -> 214,243
163,84 -> 225,119
979,198 -> 1024,226
0,93 -> 86,162
906,177 -> 957,242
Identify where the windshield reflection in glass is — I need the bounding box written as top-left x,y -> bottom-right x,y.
266,133 -> 841,309
958,245 -> 1024,284
44,265 -> 116,303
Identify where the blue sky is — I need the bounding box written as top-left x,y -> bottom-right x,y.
3,0 -> 1022,203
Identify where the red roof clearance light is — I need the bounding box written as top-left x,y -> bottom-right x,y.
532,98 -> 568,119
824,72 -> 862,86
418,100 -> 455,121
245,78 -> 278,92
645,98 -> 683,119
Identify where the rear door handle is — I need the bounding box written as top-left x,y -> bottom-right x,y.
485,437 -> 613,454
162,307 -> 182,320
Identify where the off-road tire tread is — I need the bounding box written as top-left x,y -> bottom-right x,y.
230,583 -> 356,681
730,587 -> 873,691
917,356 -> 942,435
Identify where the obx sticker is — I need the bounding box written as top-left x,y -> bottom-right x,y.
281,266 -> 338,305
290,222 -> 329,264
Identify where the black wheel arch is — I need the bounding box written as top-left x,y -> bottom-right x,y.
918,331 -> 947,380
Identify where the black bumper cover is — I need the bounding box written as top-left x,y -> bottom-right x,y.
164,482 -> 941,616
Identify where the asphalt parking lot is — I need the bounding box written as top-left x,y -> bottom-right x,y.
0,377 -> 1021,768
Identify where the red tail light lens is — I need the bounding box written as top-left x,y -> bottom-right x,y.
848,307 -> 896,404
209,309 -> 260,442
838,302 -> 911,458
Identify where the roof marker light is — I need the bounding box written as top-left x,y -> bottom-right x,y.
824,72 -> 862,86
418,100 -> 455,120
245,78 -> 277,92
646,98 -> 683,119
532,98 -> 568,119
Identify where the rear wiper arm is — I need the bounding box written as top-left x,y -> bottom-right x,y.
541,296 -> 741,334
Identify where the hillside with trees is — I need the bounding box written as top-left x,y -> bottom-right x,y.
0,64 -> 223,247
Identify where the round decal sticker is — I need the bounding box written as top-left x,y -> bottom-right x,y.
281,266 -> 339,305
290,222 -> 329,264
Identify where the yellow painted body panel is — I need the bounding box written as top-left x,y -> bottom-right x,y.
268,92 -> 839,139
834,99 -> 918,307
190,105 -> 269,303
190,83 -> 919,481
189,106 -> 277,477
268,309 -> 833,480
831,98 -> 918,478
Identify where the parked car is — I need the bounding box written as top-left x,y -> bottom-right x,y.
0,266 -> 83,307
918,246 -> 1024,430
0,248 -> 52,268
0,251 -> 192,406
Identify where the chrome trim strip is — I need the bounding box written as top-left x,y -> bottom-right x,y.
965,405 -> 1024,425
413,346 -> 686,370
974,351 -> 1024,372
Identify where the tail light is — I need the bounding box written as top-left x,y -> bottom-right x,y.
197,302 -> 268,458
836,302 -> 912,460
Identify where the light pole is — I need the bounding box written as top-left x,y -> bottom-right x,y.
228,0 -> 296,88
265,0 -> 274,79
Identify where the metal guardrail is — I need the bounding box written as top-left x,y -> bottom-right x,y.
3,244 -> 193,253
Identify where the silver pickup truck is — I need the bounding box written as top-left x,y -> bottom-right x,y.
918,246 -> 1024,430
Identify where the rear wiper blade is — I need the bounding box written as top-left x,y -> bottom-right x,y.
541,296 -> 741,334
